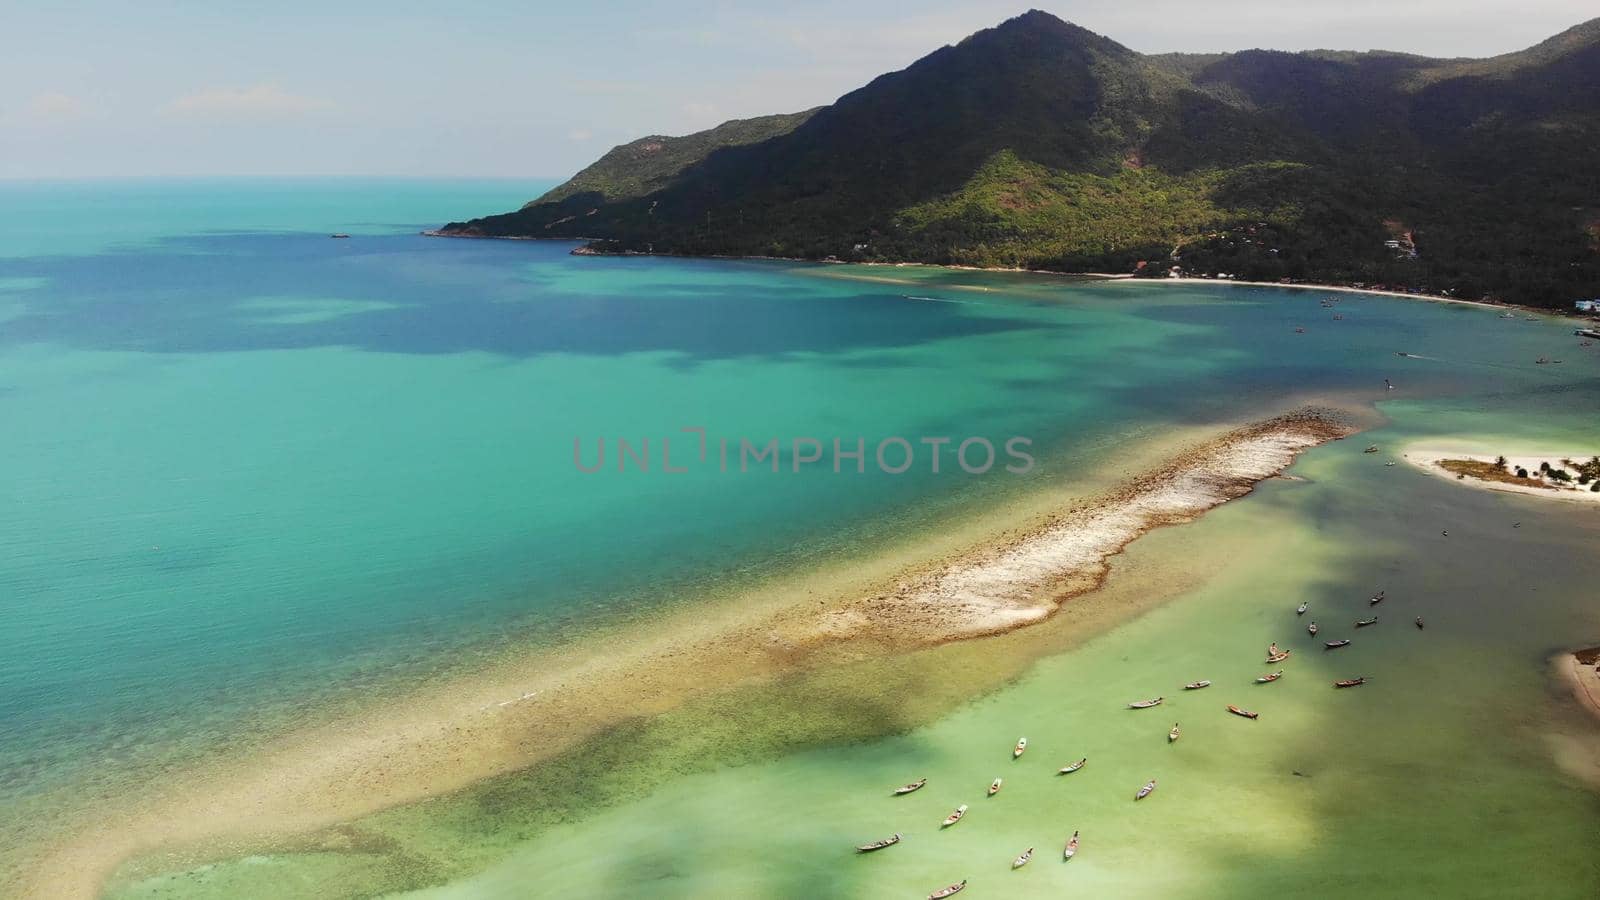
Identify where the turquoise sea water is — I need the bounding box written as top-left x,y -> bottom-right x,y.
2,181 -> 1597,896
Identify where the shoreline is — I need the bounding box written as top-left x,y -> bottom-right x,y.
16,408 -> 1358,900
419,232 -> 1579,317
1399,445 -> 1600,505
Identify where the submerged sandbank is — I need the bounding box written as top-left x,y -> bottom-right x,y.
16,409 -> 1356,900
1400,445 -> 1600,504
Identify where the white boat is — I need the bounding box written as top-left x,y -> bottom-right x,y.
1168,723 -> 1181,742
942,804 -> 969,827
1267,650 -> 1291,664
1308,621 -> 1319,636
1059,757 -> 1087,774
893,778 -> 927,795
1063,830 -> 1080,859
928,880 -> 967,899
1256,671 -> 1285,684
1136,779 -> 1157,800
1013,737 -> 1027,758
1184,680 -> 1212,690
1296,602 -> 1309,615
988,778 -> 1003,796
1013,847 -> 1034,868
1128,697 -> 1164,709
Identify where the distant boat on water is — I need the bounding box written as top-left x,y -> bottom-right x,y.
1129,697 -> 1163,709
1334,677 -> 1367,688
893,778 -> 926,795
942,804 -> 969,827
928,880 -> 966,899
1355,616 -> 1378,628
988,778 -> 1003,796
857,833 -> 901,852
1013,737 -> 1027,758
329,233 -> 350,239
1256,671 -> 1284,684
1012,847 -> 1033,868
1168,723 -> 1181,742
1135,779 -> 1157,800
1370,590 -> 1386,605
1228,705 -> 1260,719
1296,602 -> 1309,615
1059,758 -> 1087,774
1063,830 -> 1080,859
1184,680 -> 1211,690
1308,621 -> 1319,636
1325,639 -> 1352,649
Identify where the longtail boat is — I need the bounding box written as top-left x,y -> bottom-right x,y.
942,805 -> 969,827
1063,830 -> 1080,859
893,778 -> 927,796
1228,704 -> 1260,719
988,778 -> 1003,796
1267,651 -> 1291,664
1013,847 -> 1034,868
1370,590 -> 1385,605
1168,723 -> 1181,742
1296,602 -> 1309,615
1135,779 -> 1157,800
1355,616 -> 1378,628
1184,680 -> 1212,690
928,880 -> 967,899
1325,639 -> 1352,649
1255,671 -> 1284,683
1334,677 -> 1367,688
1013,737 -> 1027,758
1415,617 -> 1425,629
1128,697 -> 1164,709
1308,621 -> 1319,636
857,833 -> 902,852
1059,758 -> 1087,774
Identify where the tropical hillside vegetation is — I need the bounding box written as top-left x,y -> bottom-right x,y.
439,11 -> 1600,309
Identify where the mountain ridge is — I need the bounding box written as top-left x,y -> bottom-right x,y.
439,11 -> 1600,308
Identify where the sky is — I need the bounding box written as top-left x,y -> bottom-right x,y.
1,1 -> 1595,178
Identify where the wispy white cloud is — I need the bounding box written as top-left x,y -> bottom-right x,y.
26,91 -> 91,121
164,84 -> 334,120
566,128 -> 593,141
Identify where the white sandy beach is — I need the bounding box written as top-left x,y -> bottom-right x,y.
1400,445 -> 1600,504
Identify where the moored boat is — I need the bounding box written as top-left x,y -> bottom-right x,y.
1370,590 -> 1385,605
928,880 -> 967,899
1325,639 -> 1352,649
1184,680 -> 1212,690
989,778 -> 1003,796
857,833 -> 902,852
1267,650 -> 1291,664
1296,602 -> 1309,615
1059,757 -> 1087,774
1415,617 -> 1424,629
1013,737 -> 1027,758
1334,676 -> 1367,687
1228,704 -> 1260,719
1168,722 -> 1181,742
942,804 -> 969,827
1129,697 -> 1164,709
893,778 -> 927,795
1064,830 -> 1080,859
1256,671 -> 1284,683
1355,616 -> 1378,627
1135,779 -> 1157,800
1308,621 -> 1319,636
1013,847 -> 1034,868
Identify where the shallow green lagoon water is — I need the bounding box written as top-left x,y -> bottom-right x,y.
1,181 -> 1597,897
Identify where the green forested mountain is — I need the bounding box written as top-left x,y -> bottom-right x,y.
438,10 -> 1600,307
